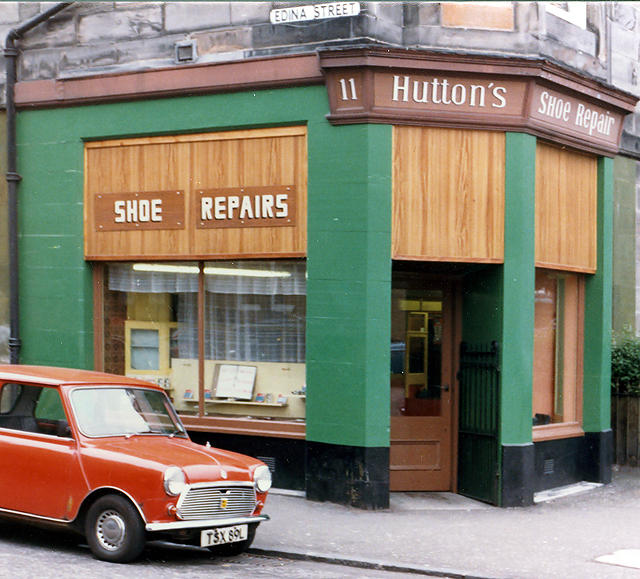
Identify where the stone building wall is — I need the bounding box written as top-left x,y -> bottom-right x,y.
0,2 -> 628,90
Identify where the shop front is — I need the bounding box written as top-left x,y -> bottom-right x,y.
14,47 -> 637,508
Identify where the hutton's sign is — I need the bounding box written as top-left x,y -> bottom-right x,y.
319,47 -> 637,156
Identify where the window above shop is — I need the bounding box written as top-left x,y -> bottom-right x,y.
545,2 -> 587,29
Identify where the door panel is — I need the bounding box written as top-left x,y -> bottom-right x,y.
390,281 -> 456,492
0,430 -> 81,520
0,384 -> 86,520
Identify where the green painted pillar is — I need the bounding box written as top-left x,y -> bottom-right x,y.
582,156 -> 614,484
500,132 -> 536,506
611,156 -> 637,334
305,122 -> 392,508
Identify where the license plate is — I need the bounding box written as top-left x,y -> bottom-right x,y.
200,524 -> 248,547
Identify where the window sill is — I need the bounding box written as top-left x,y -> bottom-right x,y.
180,414 -> 305,440
532,422 -> 584,442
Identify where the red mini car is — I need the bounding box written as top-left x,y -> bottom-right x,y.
0,365 -> 271,563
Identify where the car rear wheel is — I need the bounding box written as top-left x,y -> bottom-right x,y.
207,524 -> 257,557
85,495 -> 146,563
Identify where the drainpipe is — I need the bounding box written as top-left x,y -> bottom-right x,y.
4,3 -> 73,364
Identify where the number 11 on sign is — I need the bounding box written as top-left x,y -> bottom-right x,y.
339,78 -> 358,101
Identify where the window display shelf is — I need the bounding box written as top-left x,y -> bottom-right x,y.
207,399 -> 288,407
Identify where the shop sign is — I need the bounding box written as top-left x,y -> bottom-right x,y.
196,186 -> 296,229
93,187 -> 296,232
319,48 -> 637,156
94,190 -> 185,231
529,84 -> 617,144
270,2 -> 360,24
379,73 -> 525,117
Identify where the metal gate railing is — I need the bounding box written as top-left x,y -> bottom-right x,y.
457,341 -> 501,505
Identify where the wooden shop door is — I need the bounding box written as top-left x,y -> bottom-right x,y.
390,281 -> 457,491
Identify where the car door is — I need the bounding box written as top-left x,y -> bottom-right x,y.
0,383 -> 87,521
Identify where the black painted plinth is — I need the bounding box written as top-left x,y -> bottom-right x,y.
502,430 -> 613,505
501,443 -> 535,507
583,429 -> 613,485
306,442 -> 390,509
531,430 -> 613,494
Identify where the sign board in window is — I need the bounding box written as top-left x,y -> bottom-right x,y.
213,364 -> 257,400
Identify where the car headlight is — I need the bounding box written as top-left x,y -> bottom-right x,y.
163,466 -> 187,496
253,465 -> 272,493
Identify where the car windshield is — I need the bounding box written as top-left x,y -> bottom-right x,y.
70,387 -> 187,438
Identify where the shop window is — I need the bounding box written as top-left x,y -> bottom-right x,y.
101,261 -> 306,424
533,270 -> 584,440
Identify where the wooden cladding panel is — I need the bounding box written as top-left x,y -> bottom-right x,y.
190,134 -> 305,258
392,126 -> 505,262
535,143 -> 597,273
84,127 -> 307,260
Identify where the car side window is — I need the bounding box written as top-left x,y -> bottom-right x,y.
35,387 -> 72,437
35,387 -> 67,421
0,383 -> 22,414
0,384 -> 71,437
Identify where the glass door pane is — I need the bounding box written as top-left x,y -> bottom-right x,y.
390,289 -> 444,417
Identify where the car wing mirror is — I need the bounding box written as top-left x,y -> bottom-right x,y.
56,420 -> 72,438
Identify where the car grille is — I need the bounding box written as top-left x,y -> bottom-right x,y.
178,485 -> 257,521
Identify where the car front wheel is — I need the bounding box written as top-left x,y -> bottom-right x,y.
85,495 -> 146,563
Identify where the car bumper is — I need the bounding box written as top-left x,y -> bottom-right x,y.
146,514 -> 269,532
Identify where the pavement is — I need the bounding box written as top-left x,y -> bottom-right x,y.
251,465 -> 640,579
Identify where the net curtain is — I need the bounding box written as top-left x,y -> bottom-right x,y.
108,261 -> 306,364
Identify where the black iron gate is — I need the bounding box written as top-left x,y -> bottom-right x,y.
457,341 -> 501,505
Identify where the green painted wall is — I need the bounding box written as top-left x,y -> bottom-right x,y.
582,157 -> 613,433
611,155 -> 637,334
306,123 -> 392,448
17,114 -> 90,368
500,133 -> 536,445
17,85 -> 391,448
16,86 -> 328,369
